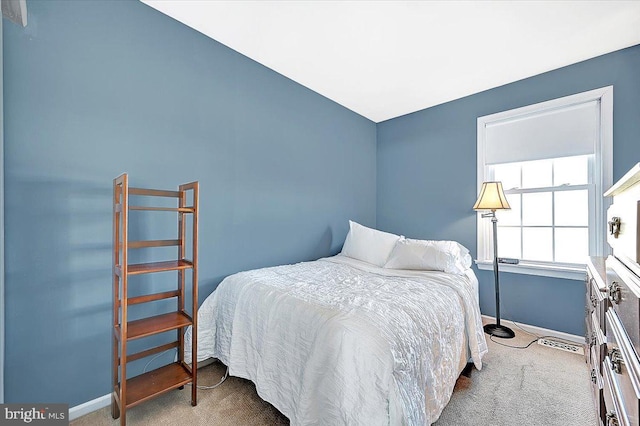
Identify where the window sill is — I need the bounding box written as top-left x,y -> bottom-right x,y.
475,260 -> 586,281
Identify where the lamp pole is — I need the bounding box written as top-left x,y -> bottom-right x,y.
482,210 -> 514,338
491,212 -> 501,327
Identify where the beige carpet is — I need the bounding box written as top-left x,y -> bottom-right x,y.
73,323 -> 595,426
435,323 -> 596,425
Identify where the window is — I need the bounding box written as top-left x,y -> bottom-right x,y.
476,87 -> 613,280
494,155 -> 591,264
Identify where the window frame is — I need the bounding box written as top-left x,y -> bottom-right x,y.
476,86 -> 613,281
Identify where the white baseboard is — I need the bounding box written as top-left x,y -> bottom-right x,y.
481,315 -> 584,344
69,393 -> 111,421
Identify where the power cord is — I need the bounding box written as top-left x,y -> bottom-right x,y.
187,365 -> 229,390
142,349 -> 229,390
486,307 -> 554,350
488,333 -> 555,349
507,317 -> 540,338
142,349 -> 176,373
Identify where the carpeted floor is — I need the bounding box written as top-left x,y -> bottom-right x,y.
435,324 -> 596,425
73,323 -> 596,426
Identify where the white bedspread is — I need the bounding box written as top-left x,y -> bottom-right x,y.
185,255 -> 487,425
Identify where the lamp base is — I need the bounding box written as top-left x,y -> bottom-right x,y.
484,323 -> 515,339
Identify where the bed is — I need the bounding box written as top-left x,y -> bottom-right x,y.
185,222 -> 488,425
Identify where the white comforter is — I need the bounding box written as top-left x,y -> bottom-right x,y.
185,255 -> 487,425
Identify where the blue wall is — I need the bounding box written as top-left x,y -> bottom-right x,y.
377,44 -> 640,336
2,1 -> 376,406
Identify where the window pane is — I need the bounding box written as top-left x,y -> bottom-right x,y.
555,190 -> 589,226
554,155 -> 590,186
497,227 -> 521,259
522,192 -> 552,226
555,228 -> 589,264
497,193 -> 520,226
522,159 -> 552,189
523,227 -> 553,261
494,163 -> 521,190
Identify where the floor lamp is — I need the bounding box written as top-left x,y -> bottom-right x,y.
474,181 -> 515,339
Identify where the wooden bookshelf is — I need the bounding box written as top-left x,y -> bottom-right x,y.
112,174 -> 199,426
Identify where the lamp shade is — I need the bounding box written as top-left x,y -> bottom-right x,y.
473,181 -> 511,211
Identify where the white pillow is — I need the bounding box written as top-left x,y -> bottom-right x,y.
340,220 -> 401,267
384,238 -> 472,275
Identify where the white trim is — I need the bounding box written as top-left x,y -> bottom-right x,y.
597,86 -> 614,257
475,260 -> 585,281
476,86 -> 614,278
482,315 -> 584,344
69,394 -> 111,421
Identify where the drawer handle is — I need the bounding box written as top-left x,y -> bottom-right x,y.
609,348 -> 624,374
609,281 -> 622,304
608,216 -> 621,238
606,411 -> 619,426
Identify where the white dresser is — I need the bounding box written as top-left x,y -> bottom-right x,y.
587,163 -> 640,426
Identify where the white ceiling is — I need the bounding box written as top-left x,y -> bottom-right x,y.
141,1 -> 640,123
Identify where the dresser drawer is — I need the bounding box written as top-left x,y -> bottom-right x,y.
589,258 -> 609,329
605,309 -> 640,425
607,257 -> 640,356
590,310 -> 607,371
591,344 -> 606,425
587,316 -> 595,364
603,357 -> 632,426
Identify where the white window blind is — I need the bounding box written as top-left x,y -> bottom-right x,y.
484,100 -> 599,165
